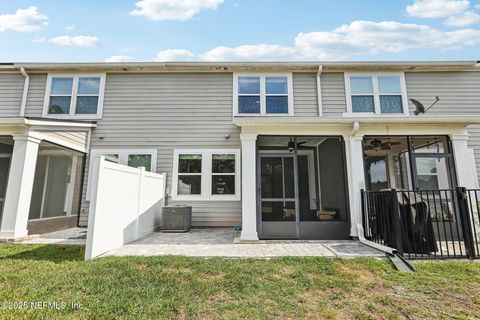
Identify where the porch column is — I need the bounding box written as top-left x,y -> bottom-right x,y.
240,133 -> 259,241
450,133 -> 475,189
0,134 -> 41,239
343,134 -> 366,238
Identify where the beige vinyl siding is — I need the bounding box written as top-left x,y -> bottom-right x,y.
79,72 -> 241,227
25,73 -> 47,117
468,125 -> 480,183
0,73 -> 24,117
405,72 -> 480,115
407,72 -> 480,182
321,73 -> 347,116
293,73 -> 318,116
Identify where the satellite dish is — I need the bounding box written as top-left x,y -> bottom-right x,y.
410,96 -> 439,115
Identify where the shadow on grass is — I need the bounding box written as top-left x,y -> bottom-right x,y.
0,244 -> 84,263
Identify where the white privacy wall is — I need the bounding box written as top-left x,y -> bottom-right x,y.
85,157 -> 166,259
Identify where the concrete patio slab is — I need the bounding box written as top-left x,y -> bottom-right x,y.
102,228 -> 384,258
18,227 -> 87,245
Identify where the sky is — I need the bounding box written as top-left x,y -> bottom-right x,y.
0,0 -> 480,62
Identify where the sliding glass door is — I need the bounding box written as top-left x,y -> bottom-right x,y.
29,155 -> 73,220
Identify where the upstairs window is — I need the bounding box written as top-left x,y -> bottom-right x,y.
345,73 -> 408,115
43,74 -> 106,119
234,74 -> 293,116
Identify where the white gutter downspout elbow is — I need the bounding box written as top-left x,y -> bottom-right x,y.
347,120 -> 396,254
350,121 -> 360,136
316,65 -> 323,116
19,67 -> 30,117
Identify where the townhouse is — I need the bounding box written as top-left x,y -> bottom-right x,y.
0,61 -> 479,242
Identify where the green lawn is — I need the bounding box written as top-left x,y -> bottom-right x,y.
0,244 -> 479,319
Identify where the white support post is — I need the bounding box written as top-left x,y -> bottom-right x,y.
343,133 -> 366,238
240,133 -> 259,242
0,134 -> 41,239
450,133 -> 475,189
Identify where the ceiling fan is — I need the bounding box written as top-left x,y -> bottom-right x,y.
287,138 -> 307,152
364,138 -> 401,151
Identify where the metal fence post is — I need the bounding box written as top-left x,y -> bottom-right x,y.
361,189 -> 366,237
456,186 -> 476,260
390,189 -> 404,255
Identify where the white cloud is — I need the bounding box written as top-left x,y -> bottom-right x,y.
130,0 -> 223,21
155,49 -> 195,61
444,10 -> 480,25
66,24 -> 75,31
32,35 -> 45,43
197,20 -> 480,61
406,0 -> 469,18
48,35 -> 99,47
105,55 -> 133,62
406,0 -> 480,25
203,44 -> 299,61
0,6 -> 48,32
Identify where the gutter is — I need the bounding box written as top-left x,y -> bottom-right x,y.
232,115 -> 480,126
19,67 -> 29,117
5,60 -> 478,73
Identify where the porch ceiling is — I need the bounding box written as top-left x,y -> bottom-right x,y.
0,117 -> 95,153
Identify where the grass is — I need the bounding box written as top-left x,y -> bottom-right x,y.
0,244 -> 479,319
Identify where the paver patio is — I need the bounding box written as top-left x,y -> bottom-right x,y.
103,228 -> 384,258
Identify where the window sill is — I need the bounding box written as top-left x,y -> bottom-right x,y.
171,195 -> 241,202
43,114 -> 102,120
234,113 -> 293,117
342,112 -> 409,117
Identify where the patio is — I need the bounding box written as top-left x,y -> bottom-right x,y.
102,228 -> 384,258
18,227 -> 87,245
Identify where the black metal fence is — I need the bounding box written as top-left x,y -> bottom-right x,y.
361,187 -> 480,259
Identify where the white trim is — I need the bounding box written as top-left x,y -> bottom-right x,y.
171,148 -> 241,201
344,72 -> 409,116
233,73 -> 294,117
65,155 -> 78,214
42,73 -> 106,120
86,148 -> 157,201
38,156 -> 49,219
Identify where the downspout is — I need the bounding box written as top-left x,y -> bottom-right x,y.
350,120 -> 360,136
347,121 -> 397,254
316,65 -> 323,116
19,67 -> 30,117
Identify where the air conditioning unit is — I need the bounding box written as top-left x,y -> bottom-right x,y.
160,205 -> 192,232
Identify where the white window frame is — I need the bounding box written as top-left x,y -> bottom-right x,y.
42,73 -> 106,120
86,149 -> 157,201
233,73 -> 294,116
172,149 -> 241,201
344,72 -> 409,116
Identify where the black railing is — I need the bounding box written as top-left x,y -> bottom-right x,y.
361,187 -> 480,259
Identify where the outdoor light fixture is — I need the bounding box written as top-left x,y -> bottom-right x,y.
410,96 -> 440,115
